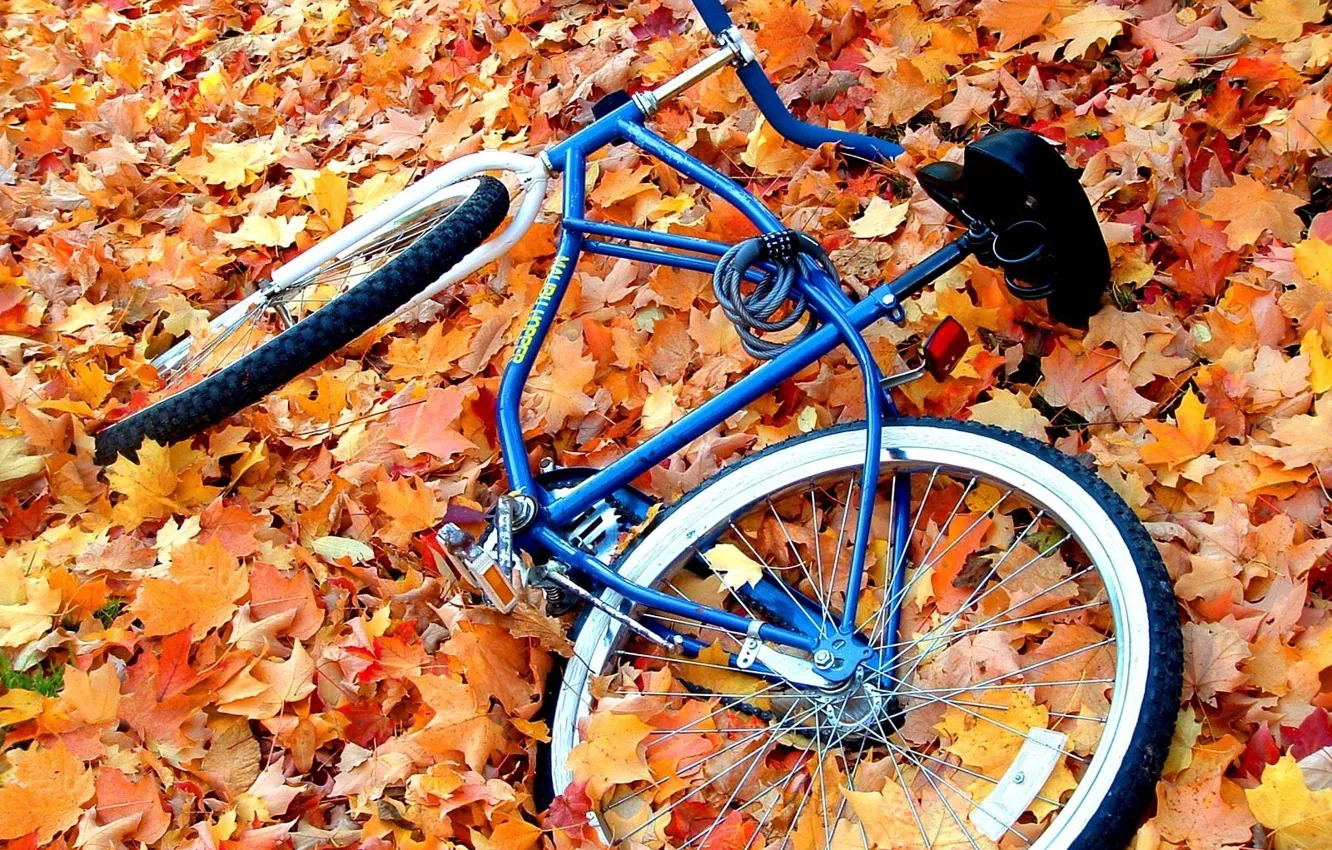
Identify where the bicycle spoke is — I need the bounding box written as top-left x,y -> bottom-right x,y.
569,452 -> 1131,850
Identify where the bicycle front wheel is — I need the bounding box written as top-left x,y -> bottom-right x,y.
93,175 -> 510,465
547,418 -> 1181,850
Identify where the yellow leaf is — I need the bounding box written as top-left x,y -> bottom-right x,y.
641,385 -> 682,433
848,197 -> 909,240
704,542 -> 765,588
311,168 -> 348,231
1294,237 -> 1332,289
967,389 -> 1051,440
106,439 -> 219,530
1248,0 -> 1327,42
0,689 -> 43,727
976,0 -> 1070,50
1048,4 -> 1133,58
937,689 -> 1050,777
0,562 -> 61,648
0,742 -> 94,843
740,118 -> 804,175
839,784 -> 925,849
219,213 -> 309,248
1303,330 -> 1332,394
1245,755 -> 1332,849
0,436 -> 44,484
566,711 -> 653,799
68,359 -> 113,407
351,170 -> 412,216
176,129 -> 287,189
678,641 -> 772,707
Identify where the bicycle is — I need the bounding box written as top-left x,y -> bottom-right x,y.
94,2 -> 1183,848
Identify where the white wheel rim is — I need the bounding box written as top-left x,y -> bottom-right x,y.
549,425 -> 1151,850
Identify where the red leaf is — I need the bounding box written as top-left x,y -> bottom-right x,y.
1238,724 -> 1281,780
156,628 -> 198,700
546,780 -> 593,832
1282,708 -> 1332,760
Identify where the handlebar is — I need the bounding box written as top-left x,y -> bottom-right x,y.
690,0 -> 903,163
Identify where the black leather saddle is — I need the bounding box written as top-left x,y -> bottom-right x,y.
917,129 -> 1110,327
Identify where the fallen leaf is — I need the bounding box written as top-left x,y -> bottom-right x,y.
0,742 -> 94,843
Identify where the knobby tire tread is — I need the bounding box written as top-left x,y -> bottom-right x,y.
543,417 -> 1182,850
94,176 -> 510,465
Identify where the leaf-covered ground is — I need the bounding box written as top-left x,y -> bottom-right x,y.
2,0 -> 1332,848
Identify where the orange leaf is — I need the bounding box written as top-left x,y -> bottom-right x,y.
1141,391 -> 1218,471
566,711 -> 653,800
94,768 -> 170,844
131,537 -> 249,637
0,742 -> 94,843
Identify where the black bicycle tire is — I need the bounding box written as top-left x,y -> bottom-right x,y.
94,176 -> 510,466
543,417 -> 1182,849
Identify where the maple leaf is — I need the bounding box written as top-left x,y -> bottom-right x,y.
848,197 -> 910,240
1140,391 -> 1218,471
1049,4 -> 1134,59
1294,237 -> 1332,288
1156,735 -> 1257,850
1181,621 -> 1250,703
1254,394 -> 1332,471
131,537 -> 249,637
219,213 -> 310,249
1247,0 -> 1327,42
309,167 -> 348,231
524,332 -> 597,435
93,769 -> 170,845
385,322 -> 471,379
703,542 -> 765,588
1200,175 -> 1307,250
0,561 -> 61,648
839,784 -> 925,850
106,439 -> 219,531
977,0 -> 1070,49
363,110 -> 428,158
936,76 -> 998,128
388,386 -> 474,460
1086,308 -> 1176,367
443,622 -> 538,715
175,130 -> 287,189
375,474 -> 445,547
1246,755 -> 1332,849
248,562 -> 323,640
0,742 -> 95,843
566,711 -> 653,800
59,663 -> 121,725
410,674 -> 508,771
740,118 -> 806,175
749,0 -> 816,72
0,436 -> 44,484
967,389 -> 1051,440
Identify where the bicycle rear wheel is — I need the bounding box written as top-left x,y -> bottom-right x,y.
94,175 -> 510,465
547,418 -> 1180,850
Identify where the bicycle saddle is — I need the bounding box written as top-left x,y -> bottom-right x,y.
918,129 -> 1110,327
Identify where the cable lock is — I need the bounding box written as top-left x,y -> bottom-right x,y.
712,229 -> 837,360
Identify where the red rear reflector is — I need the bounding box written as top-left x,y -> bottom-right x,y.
924,317 -> 969,382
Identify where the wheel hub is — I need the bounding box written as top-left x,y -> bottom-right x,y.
771,675 -> 903,745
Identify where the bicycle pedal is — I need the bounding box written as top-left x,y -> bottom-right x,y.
437,523 -> 519,613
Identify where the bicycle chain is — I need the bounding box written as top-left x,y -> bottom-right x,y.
676,676 -> 778,723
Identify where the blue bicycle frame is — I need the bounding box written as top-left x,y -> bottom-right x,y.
492,0 -> 983,685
